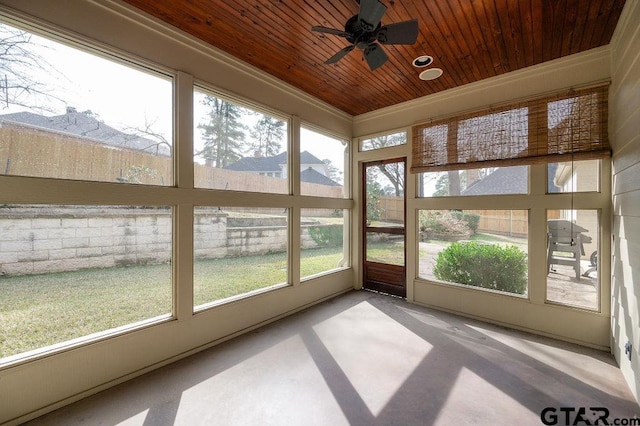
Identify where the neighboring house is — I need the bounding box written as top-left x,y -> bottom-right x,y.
300,167 -> 340,186
225,150 -> 339,185
0,107 -> 169,155
223,151 -> 286,178
460,164 -> 561,196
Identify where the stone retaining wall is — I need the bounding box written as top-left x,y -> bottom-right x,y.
0,207 -> 340,276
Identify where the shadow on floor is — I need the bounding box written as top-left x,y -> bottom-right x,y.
26,290 -> 638,426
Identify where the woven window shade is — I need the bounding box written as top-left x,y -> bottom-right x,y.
410,84 -> 610,173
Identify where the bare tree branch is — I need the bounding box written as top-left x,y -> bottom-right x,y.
0,23 -> 65,112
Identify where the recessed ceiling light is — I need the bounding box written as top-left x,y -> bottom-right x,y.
412,55 -> 433,67
419,68 -> 443,80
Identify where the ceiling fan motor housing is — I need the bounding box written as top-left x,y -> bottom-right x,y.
344,14 -> 381,49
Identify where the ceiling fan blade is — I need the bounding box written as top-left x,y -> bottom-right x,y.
363,43 -> 388,71
311,26 -> 349,37
325,45 -> 355,64
377,20 -> 419,45
358,0 -> 387,31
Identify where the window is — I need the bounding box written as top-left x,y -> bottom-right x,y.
193,207 -> 289,309
546,210 -> 599,310
193,88 -> 289,193
301,208 -> 347,279
419,166 -> 528,197
0,22 -> 173,185
418,209 -> 529,296
548,160 -> 600,193
360,131 -> 406,152
300,127 -> 347,197
0,205 -> 173,362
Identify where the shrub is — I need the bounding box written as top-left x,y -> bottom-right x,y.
433,241 -> 527,294
451,211 -> 481,234
309,225 -> 343,247
419,210 -> 470,237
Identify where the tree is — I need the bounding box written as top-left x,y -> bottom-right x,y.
365,177 -> 385,225
363,134 -> 406,196
377,162 -> 404,196
0,23 -> 62,111
447,170 -> 461,196
433,173 -> 449,197
322,158 -> 342,184
249,115 -> 283,157
432,172 -> 462,196
197,96 -> 247,168
126,116 -> 173,156
364,133 -> 405,150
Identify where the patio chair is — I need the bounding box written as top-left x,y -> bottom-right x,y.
547,219 -> 592,280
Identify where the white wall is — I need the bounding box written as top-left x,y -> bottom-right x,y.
610,0 -> 640,405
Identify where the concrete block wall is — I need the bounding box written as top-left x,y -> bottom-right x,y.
0,207 -> 338,276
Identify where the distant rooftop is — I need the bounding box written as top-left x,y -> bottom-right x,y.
460,164 -> 561,195
0,108 -> 169,155
301,167 -> 340,187
225,151 -> 325,173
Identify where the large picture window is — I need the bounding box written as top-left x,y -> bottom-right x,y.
193,89 -> 289,193
418,209 -> 529,296
0,22 -> 173,185
300,127 -> 346,198
411,85 -> 608,309
193,207 -> 289,309
0,205 -> 173,362
301,208 -> 347,279
0,13 -> 353,375
546,209 -> 599,310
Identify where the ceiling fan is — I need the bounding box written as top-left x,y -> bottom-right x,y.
311,0 -> 419,71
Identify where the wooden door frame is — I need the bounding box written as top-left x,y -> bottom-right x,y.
362,158 -> 407,297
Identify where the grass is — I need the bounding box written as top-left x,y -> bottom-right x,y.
366,241 -> 405,265
0,264 -> 173,358
470,233 -> 528,251
0,246 -> 345,359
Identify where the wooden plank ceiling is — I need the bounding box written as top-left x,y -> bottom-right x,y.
122,0 -> 626,116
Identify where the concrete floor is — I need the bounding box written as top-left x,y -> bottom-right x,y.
26,291 -> 638,426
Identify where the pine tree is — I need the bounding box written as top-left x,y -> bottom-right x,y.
197,96 -> 247,168
249,116 -> 284,157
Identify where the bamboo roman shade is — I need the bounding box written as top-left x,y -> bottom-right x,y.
410,84 -> 610,173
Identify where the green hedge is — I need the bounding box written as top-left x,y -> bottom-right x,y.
433,241 -> 527,294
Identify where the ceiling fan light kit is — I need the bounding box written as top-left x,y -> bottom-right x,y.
312,0 -> 419,71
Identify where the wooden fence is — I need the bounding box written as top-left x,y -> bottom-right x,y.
467,209 -> 529,237
0,123 -> 343,197
375,195 -> 541,238
0,123 -> 171,184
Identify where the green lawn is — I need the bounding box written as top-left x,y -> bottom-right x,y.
366,241 -> 405,265
0,246 -> 345,359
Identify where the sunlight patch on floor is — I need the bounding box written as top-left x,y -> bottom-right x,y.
434,367 -> 536,425
313,301 -> 433,417
174,334 -> 349,425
